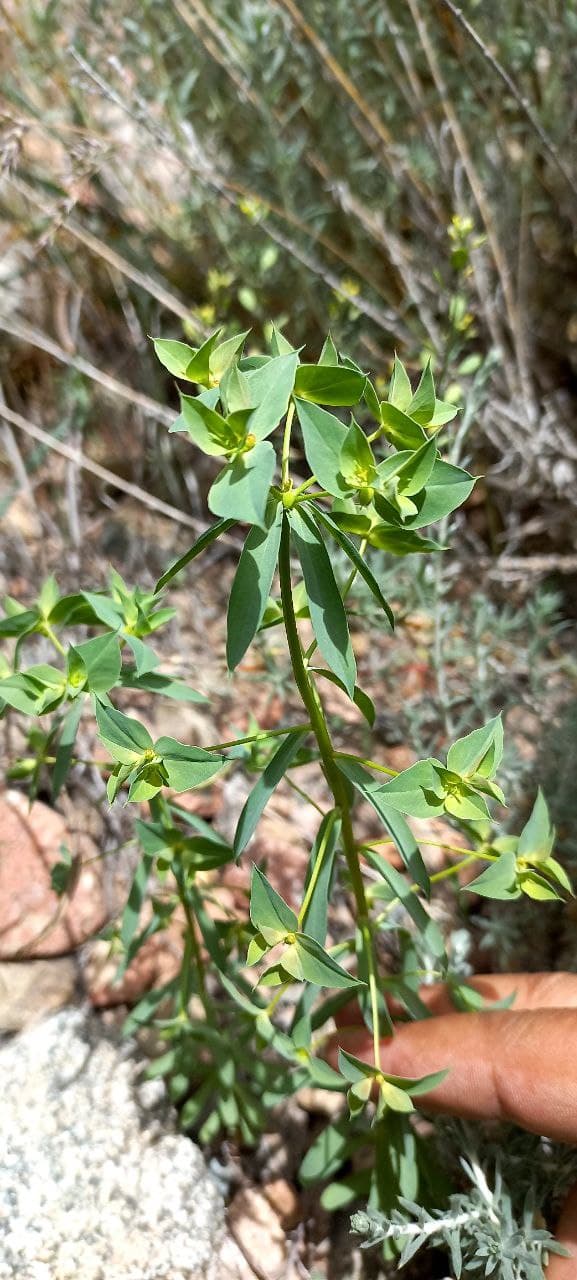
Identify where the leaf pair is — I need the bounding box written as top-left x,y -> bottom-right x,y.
361,716 -> 504,823
338,1047 -> 447,1121
95,699 -> 225,803
466,790 -> 572,902
248,866 -> 362,991
380,356 -> 458,448
153,328 -> 249,387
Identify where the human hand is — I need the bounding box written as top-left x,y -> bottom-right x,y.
335,972 -> 577,1277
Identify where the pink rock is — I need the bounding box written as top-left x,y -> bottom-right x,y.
0,790 -> 107,958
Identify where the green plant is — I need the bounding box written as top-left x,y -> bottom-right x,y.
0,326 -> 571,1265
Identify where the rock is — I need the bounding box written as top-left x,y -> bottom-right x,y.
85,928 -> 183,1008
0,958 -> 78,1032
0,1008 -> 224,1279
262,1178 -> 301,1230
0,790 -> 107,958
227,1188 -> 287,1278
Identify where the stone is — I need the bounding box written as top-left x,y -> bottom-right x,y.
84,928 -> 183,1008
0,790 -> 107,958
227,1188 -> 287,1278
0,958 -> 78,1032
0,1008 -> 225,1278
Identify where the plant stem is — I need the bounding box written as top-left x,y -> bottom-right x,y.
335,750 -> 398,777
150,794 -> 211,1019
204,722 -> 311,752
281,402 -> 295,488
279,515 -> 383,1063
286,774 -> 327,816
42,623 -> 66,656
360,836 -> 492,859
298,809 -> 338,927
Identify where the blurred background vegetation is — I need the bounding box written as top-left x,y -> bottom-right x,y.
1,0 -> 577,848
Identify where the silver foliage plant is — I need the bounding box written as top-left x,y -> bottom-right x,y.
352,1156 -> 570,1278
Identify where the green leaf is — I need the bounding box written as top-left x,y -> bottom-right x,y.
249,865 -> 298,938
408,359 -> 435,425
395,438 -> 438,497
153,738 -> 225,792
299,1117 -> 358,1184
233,728 -> 309,857
339,420 -> 376,487
429,398 -> 459,427
380,1081 -> 415,1113
296,934 -> 362,989
0,672 -> 49,715
318,333 -> 339,365
208,441 -> 276,526
295,364 -> 366,406
72,632 -> 122,693
220,362 -> 252,415
311,505 -> 394,628
388,1068 -> 449,1097
209,330 -> 250,381
290,508 -> 356,696
155,518 -> 235,592
465,851 -> 519,899
152,338 -> 196,378
367,525 -> 445,556
517,789 -> 555,862
301,810 -> 341,943
94,699 -> 153,764
294,398 -> 348,497
244,352 -> 299,439
380,402 -> 427,449
226,500 -> 282,670
177,394 -> 232,455
184,328 -> 222,385
122,635 -> 159,676
119,846 -> 156,961
518,870 -> 562,901
50,847 -> 74,897
446,715 -> 503,779
403,459 -> 475,529
120,671 -> 207,703
337,1048 -> 375,1083
269,323 -> 295,356
0,607 -> 39,637
310,668 -> 375,727
388,356 -> 413,412
363,849 -> 445,958
338,758 -> 430,896
80,592 -> 123,630
52,698 -> 84,801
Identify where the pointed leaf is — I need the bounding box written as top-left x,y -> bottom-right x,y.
294,364 -> 366,406
208,441 -> 276,526
389,356 -> 413,411
177,394 -> 232,455
209,330 -> 250,381
244,352 -> 299,439
465,851 -> 519,899
311,505 -> 394,628
95,699 -> 153,764
311,668 -> 375,727
367,525 -> 445,555
290,508 -> 356,696
296,934 -> 362,989
227,500 -> 282,670
301,810 -> 341,943
517,789 -> 555,861
380,402 -> 427,449
339,420 -> 376,486
155,518 -> 235,592
294,398 -> 348,496
446,715 -> 503,779
403,459 -> 475,529
338,758 -> 430,896
408,359 -> 435,425
152,338 -> 196,378
318,333 -> 339,366
153,738 -> 225,792
234,728 -> 309,857
52,697 -> 84,800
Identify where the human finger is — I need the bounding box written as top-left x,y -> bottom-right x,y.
334,1006 -> 577,1143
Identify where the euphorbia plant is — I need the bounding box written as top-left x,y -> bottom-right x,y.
0,324 -> 570,1244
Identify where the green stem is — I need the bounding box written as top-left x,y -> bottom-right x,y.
279,515 -> 383,1064
298,809 -> 338,928
335,750 -> 398,777
373,850 -> 497,925
150,794 -> 211,1019
360,836 -> 493,859
281,402 -> 295,488
204,722 -> 311,752
292,476 -> 319,499
286,774 -> 327,817
42,623 -> 66,656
